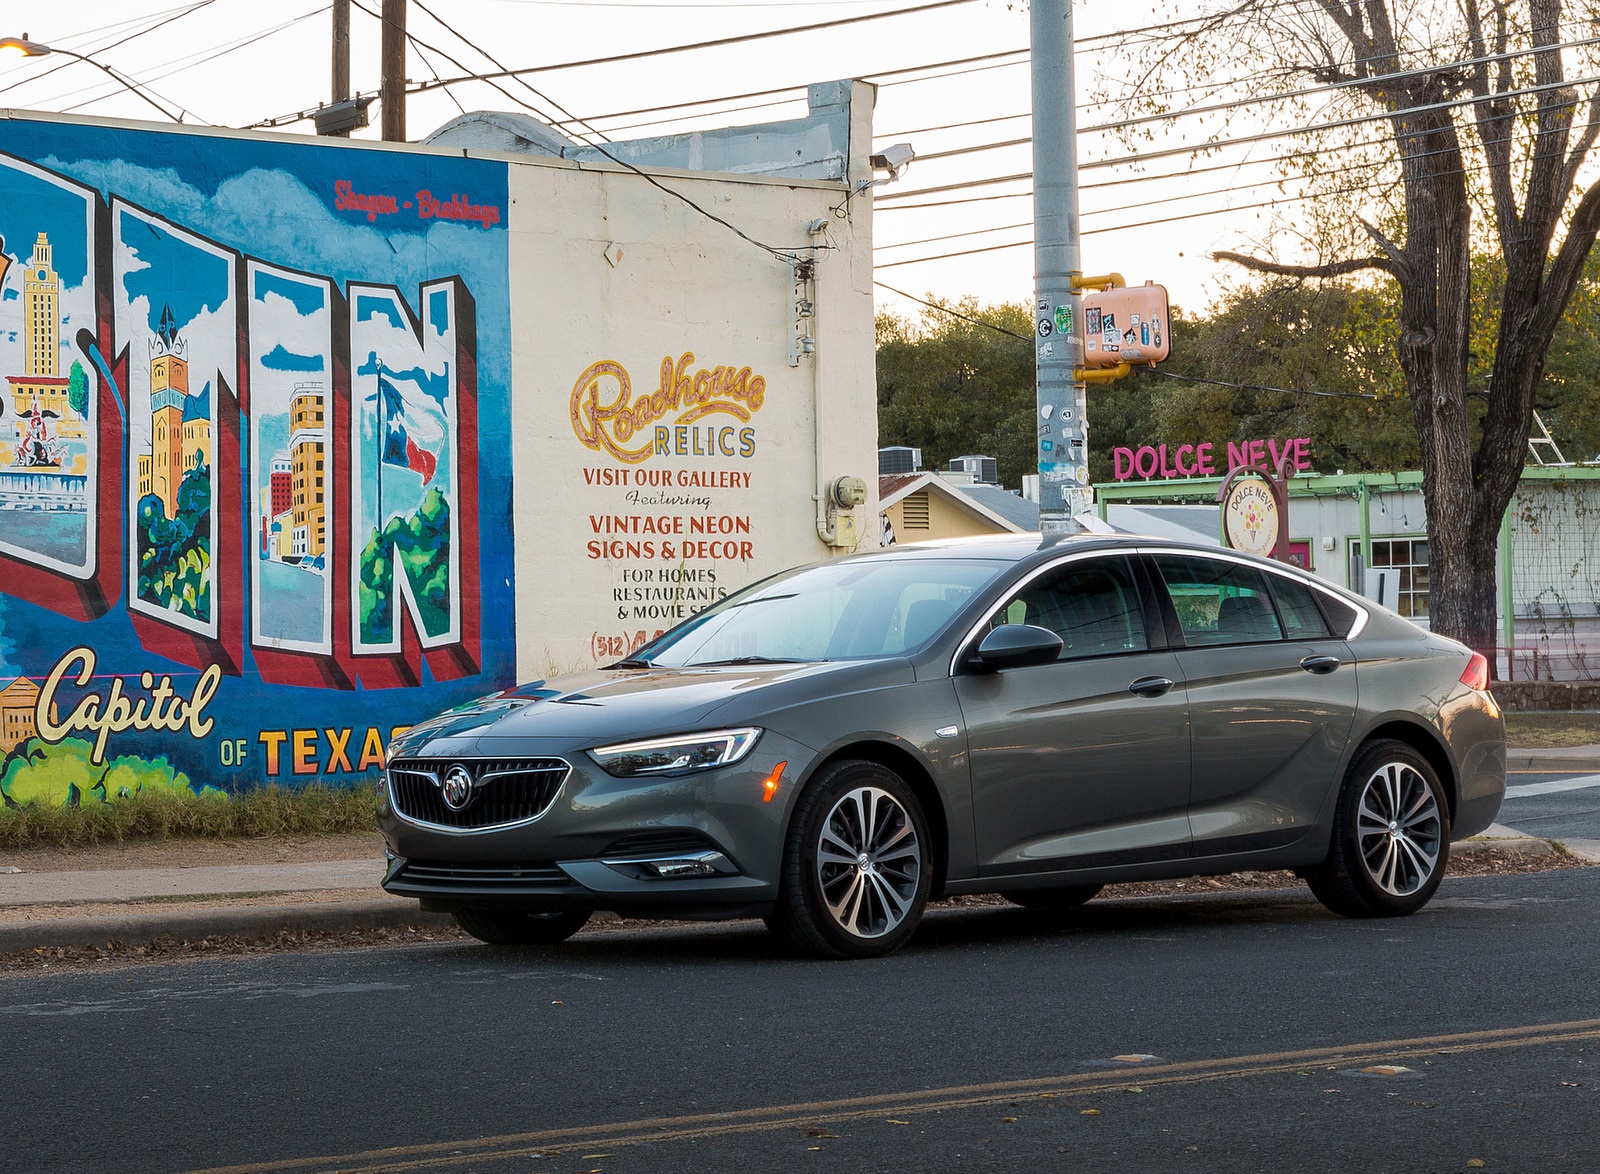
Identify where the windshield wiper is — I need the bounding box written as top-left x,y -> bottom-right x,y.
614,657 -> 654,668
724,593 -> 797,609
687,655 -> 808,667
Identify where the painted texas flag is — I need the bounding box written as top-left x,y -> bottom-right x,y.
377,371 -> 438,484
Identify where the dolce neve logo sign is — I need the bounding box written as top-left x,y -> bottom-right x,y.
1112,436 -> 1312,481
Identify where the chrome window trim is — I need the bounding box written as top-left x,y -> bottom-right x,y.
387,758 -> 572,836
1137,546 -> 1371,642
948,549 -> 1143,677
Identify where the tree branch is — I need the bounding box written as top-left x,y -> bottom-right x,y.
1211,250 -> 1393,277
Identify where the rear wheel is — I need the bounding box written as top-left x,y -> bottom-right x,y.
767,759 -> 932,959
1306,739 -> 1450,918
453,907 -> 592,945
1001,884 -> 1102,910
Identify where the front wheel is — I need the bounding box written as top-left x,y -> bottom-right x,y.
1306,740 -> 1450,918
767,760 -> 932,959
454,907 -> 592,946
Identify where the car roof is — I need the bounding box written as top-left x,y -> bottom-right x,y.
858,531 -> 1215,566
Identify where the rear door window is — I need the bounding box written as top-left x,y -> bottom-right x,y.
1152,554 -> 1283,646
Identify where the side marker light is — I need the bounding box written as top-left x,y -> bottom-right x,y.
762,761 -> 787,803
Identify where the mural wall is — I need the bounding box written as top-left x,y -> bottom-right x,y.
0,117 -> 514,802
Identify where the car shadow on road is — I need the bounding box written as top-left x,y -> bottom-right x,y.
414,886 -> 1343,968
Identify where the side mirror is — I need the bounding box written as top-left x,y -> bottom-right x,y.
971,624 -> 1063,671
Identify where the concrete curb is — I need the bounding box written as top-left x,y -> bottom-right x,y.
0,899 -> 455,953
1507,748 -> 1600,772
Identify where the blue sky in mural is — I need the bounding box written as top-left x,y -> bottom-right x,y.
119,212 -> 232,334
0,160 -> 90,288
260,343 -> 323,372
254,269 -> 326,317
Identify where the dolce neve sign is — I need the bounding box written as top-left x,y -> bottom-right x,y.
1112,436 -> 1312,481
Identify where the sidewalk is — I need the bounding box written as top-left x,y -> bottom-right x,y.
3,746 -> 1598,957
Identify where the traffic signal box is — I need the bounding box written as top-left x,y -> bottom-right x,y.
1082,281 -> 1171,369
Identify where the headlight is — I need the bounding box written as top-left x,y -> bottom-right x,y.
588,728 -> 762,778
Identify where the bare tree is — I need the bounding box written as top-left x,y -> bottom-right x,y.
1111,0 -> 1600,664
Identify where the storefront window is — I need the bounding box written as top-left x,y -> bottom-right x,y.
1351,538 -> 1430,617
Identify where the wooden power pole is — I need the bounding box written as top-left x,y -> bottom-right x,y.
331,0 -> 351,136
380,0 -> 406,142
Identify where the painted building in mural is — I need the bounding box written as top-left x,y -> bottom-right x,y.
0,86 -> 878,805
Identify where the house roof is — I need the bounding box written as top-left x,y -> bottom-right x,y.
878,473 -> 1031,533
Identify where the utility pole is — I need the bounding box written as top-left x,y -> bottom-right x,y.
380,0 -> 407,142
331,0 -> 351,136
1030,0 -> 1089,532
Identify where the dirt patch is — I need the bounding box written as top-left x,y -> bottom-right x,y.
0,832 -> 384,874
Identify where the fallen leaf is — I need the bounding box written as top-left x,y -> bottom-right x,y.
803,1128 -> 840,1139
886,1119 -> 910,1125
1466,1161 -> 1486,1169
1038,1092 -> 1055,1098
1081,1109 -> 1100,1116
807,1146 -> 821,1151
1002,1117 -> 1018,1123
1125,1087 -> 1143,1094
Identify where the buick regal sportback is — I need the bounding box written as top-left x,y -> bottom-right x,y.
379,534 -> 1506,959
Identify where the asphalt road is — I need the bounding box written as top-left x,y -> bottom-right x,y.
3,868 -> 1598,1174
1501,769 -> 1600,845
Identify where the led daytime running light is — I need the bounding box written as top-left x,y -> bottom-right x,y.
589,727 -> 762,777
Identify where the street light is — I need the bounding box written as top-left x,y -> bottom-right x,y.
0,33 -> 185,123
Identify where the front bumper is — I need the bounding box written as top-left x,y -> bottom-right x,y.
377,730 -> 810,916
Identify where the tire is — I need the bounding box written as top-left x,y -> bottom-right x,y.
767,759 -> 933,959
453,907 -> 592,946
1001,884 -> 1103,910
1306,739 -> 1450,918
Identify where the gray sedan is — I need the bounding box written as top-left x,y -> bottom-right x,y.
379,534 -> 1505,959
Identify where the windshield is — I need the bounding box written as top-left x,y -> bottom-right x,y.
635,557 -> 1011,667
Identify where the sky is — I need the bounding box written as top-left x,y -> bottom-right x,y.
0,0 -> 1271,321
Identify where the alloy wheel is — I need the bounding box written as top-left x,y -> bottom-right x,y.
1355,760 -> 1443,897
814,785 -> 923,939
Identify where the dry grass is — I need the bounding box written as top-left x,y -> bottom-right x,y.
0,784 -> 379,849
1503,711 -> 1600,748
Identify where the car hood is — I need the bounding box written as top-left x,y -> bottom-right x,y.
390,660 -> 909,755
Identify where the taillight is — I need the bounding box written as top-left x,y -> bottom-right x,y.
1459,652 -> 1490,692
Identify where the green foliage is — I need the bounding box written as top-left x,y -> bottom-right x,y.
360,487 -> 452,644
136,463 -> 212,622
0,737 -> 210,808
876,298 -> 1037,488
879,268 -> 1600,488
0,738 -> 378,845
67,360 -> 88,418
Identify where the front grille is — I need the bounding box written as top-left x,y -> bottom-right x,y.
389,757 -> 569,830
394,860 -> 574,890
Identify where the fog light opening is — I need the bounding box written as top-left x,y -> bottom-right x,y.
762,761 -> 787,803
600,850 -> 739,880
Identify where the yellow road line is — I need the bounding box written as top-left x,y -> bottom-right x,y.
187,1017 -> 1600,1174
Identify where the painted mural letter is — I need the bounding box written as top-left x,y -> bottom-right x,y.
348,280 -> 464,656
0,154 -> 100,580
249,262 -> 335,654
115,200 -> 240,651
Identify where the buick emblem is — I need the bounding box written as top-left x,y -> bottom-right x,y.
440,764 -> 475,811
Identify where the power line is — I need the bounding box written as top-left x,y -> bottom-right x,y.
409,0 -> 981,92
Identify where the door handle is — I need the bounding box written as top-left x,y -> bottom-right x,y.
1128,675 -> 1175,697
1300,655 -> 1341,675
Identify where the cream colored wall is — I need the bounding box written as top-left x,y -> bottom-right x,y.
886,493 -> 1008,543
504,153 -> 878,677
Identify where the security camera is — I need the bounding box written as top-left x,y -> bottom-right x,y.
869,143 -> 915,182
